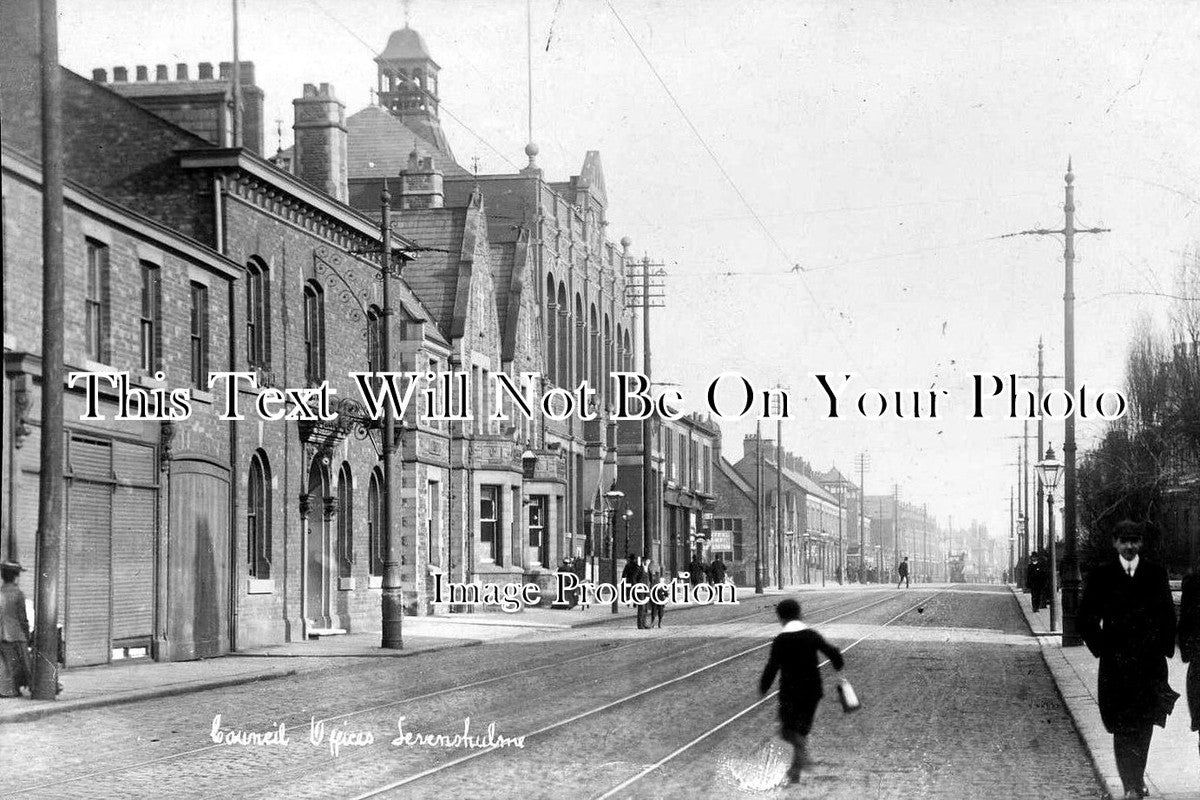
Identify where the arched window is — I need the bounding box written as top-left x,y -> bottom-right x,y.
303,281 -> 325,385
556,282 -> 569,386
574,294 -> 585,390
337,463 -> 353,579
368,469 -> 384,578
247,451 -> 271,578
589,304 -> 600,401
545,273 -> 557,385
603,314 -> 612,407
246,257 -> 271,368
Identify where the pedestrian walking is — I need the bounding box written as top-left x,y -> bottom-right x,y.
573,555 -> 590,610
0,560 -> 32,698
1027,552 -> 1047,611
759,598 -> 844,784
1078,520 -> 1178,800
689,555 -> 706,587
711,556 -> 728,585
648,568 -> 666,628
896,556 -> 910,589
1178,565 -> 1200,757
636,559 -> 655,630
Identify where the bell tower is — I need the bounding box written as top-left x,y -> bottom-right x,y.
375,26 -> 440,123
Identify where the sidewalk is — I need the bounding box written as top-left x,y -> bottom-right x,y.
0,582 -> 792,725
1012,586 -> 1198,800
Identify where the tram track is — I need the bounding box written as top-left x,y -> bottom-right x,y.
345,589 -> 920,800
9,589 -> 858,796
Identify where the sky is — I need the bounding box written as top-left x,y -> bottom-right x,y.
57,0 -> 1200,543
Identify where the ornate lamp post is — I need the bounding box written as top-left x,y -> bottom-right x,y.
1035,445 -> 1064,632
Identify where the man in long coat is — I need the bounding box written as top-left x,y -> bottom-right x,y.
1178,565 -> 1200,753
1078,520 -> 1177,800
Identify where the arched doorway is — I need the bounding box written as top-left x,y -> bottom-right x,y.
305,457 -> 332,631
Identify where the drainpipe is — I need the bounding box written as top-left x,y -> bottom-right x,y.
215,173 -> 239,652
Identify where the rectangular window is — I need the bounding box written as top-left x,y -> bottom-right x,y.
85,240 -> 110,363
528,495 -> 548,566
427,481 -> 441,567
733,518 -> 744,561
480,485 -> 501,564
246,262 -> 270,368
190,282 -> 209,388
139,261 -> 161,373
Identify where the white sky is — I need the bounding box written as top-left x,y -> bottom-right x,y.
59,0 -> 1200,542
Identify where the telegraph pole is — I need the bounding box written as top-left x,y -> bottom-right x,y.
755,422 -> 764,594
33,0 -> 66,701
1004,160 -> 1108,647
1018,340 -> 1061,554
854,452 -> 869,583
625,257 -> 664,560
379,185 -> 403,649
775,413 -> 784,589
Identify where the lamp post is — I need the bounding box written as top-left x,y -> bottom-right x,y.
1035,445 -> 1064,632
605,484 -> 625,614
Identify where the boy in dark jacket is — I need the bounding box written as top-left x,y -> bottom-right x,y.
759,598 -> 844,783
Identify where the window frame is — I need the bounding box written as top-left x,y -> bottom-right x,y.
189,281 -> 209,388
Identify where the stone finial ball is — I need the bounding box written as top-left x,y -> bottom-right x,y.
525,142 -> 539,157
620,236 -> 632,248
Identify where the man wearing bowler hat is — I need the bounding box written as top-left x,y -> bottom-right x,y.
1078,520 -> 1177,799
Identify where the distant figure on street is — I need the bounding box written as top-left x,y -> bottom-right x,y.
711,556 -> 728,585
635,558 -> 652,629
689,556 -> 707,587
759,598 -> 844,783
559,557 -> 579,608
1178,566 -> 1200,757
0,560 -> 31,698
572,556 -> 590,610
648,567 -> 667,628
621,554 -> 641,624
1027,552 -> 1049,612
1079,520 -> 1177,800
896,557 -> 910,589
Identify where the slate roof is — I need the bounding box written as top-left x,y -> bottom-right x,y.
390,207 -> 468,339
490,241 -> 516,334
378,27 -> 436,65
718,458 -> 755,499
345,105 -> 469,180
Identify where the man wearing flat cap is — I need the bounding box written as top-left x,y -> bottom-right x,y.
0,559 -> 32,697
1078,520 -> 1177,799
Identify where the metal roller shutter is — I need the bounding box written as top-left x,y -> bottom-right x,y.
65,480 -> 112,666
111,486 -> 155,641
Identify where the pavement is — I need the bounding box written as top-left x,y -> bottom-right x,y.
1012,585 -> 1199,800
0,582 -> 841,725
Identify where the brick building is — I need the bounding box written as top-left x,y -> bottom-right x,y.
1,10 -> 649,666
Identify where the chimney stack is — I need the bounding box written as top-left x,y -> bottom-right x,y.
176,63 -> 188,80
113,66 -> 128,82
92,68 -> 107,82
135,65 -> 148,81
156,64 -> 168,81
198,62 -> 213,80
399,147 -> 444,209
292,83 -> 348,202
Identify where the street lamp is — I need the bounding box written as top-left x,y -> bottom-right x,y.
604,483 -> 625,614
1035,445 -> 1064,632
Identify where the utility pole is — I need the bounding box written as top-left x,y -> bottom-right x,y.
33,0 -> 66,701
922,503 -> 928,584
1018,340 -> 1061,554
379,185 -> 403,649
755,421 -> 763,594
776,414 -> 784,589
893,484 -> 899,580
625,257 -> 664,560
854,452 -> 869,583
231,0 -> 242,148
1005,160 -> 1108,647
1009,487 -> 1015,584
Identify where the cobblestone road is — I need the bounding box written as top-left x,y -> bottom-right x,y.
0,586 -> 1102,799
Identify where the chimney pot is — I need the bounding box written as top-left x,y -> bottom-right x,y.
198,62 -> 213,79
135,65 -> 148,81
113,66 -> 128,82
219,61 -> 232,79
176,63 -> 188,80
155,64 -> 168,81
92,68 -> 107,82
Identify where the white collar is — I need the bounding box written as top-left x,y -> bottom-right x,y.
781,620 -> 808,633
1120,554 -> 1140,575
